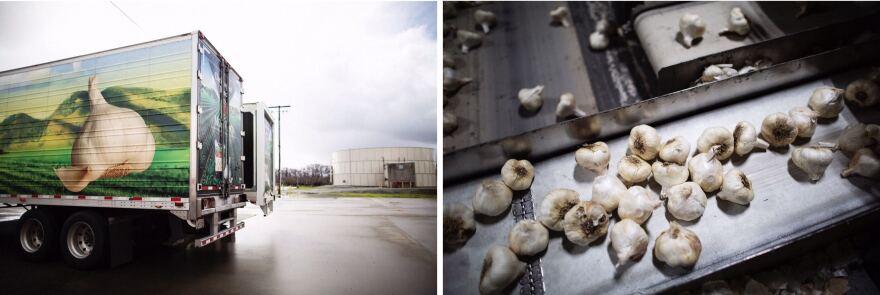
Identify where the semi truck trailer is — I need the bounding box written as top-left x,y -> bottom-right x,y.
0,31 -> 277,269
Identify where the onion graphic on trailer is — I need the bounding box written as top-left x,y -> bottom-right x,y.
55,76 -> 156,192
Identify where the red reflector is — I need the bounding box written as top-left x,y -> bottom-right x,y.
32,194 -> 38,198
174,202 -> 184,207
54,195 -> 61,199
78,195 -> 86,199
171,197 -> 182,202
104,196 -> 113,200
131,196 -> 142,201
11,194 -> 17,198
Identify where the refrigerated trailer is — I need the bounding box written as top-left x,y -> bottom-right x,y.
0,31 -> 276,269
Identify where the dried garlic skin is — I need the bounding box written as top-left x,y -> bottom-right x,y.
733,121 -> 769,156
563,201 -> 610,245
473,9 -> 497,34
556,93 -> 578,118
549,6 -> 571,27
610,219 -> 649,266
575,141 -> 610,174
760,112 -> 799,147
508,220 -> 549,256
473,180 -> 513,216
443,111 -> 458,135
697,127 -> 735,160
791,144 -> 836,181
717,169 -> 754,205
665,182 -> 708,221
628,124 -> 661,161
845,79 -> 880,108
618,155 -> 652,184
652,161 -> 689,189
479,245 -> 526,295
808,86 -> 845,118
659,136 -> 690,164
443,203 -> 475,245
618,186 -> 661,224
501,159 -> 535,191
518,85 -> 545,112
689,151 -> 724,192
538,189 -> 580,231
654,221 -> 702,268
842,148 -> 880,178
591,174 -> 627,212
679,13 -> 706,47
789,106 -> 818,138
838,123 -> 877,155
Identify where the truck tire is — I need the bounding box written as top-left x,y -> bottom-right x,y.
17,208 -> 59,262
60,211 -> 109,269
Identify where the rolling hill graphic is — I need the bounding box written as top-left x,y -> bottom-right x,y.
0,87 -> 190,152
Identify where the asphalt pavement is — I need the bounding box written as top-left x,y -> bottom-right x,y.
0,195 -> 436,295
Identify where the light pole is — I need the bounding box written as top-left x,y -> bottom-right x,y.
269,105 -> 289,196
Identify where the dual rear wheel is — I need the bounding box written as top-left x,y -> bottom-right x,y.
17,208 -> 108,269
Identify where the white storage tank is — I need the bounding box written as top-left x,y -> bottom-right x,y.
331,147 -> 436,187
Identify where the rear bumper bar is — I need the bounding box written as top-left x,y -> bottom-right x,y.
195,222 -> 244,247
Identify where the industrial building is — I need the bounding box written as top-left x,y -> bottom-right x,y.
331,147 -> 436,187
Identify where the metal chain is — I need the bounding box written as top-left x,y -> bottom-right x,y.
512,190 -> 545,295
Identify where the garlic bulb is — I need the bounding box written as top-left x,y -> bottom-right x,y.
845,79 -> 880,107
456,29 -> 483,54
508,219 -> 549,256
443,111 -> 458,135
501,159 -> 535,191
791,143 -> 836,181
538,188 -> 580,231
654,221 -> 702,268
628,124 -> 661,161
575,141 -> 610,174
760,112 -> 798,147
700,64 -> 738,83
789,106 -> 818,138
479,245 -> 526,295
618,186 -> 661,224
589,32 -> 609,50
618,155 -> 652,184
518,85 -> 545,112
591,174 -> 627,212
688,151 -> 723,192
556,92 -> 578,118
473,180 -> 513,216
733,121 -> 769,156
562,201 -> 610,245
721,7 -> 749,36
56,76 -> 156,193
807,86 -> 845,118
443,202 -> 475,245
652,161 -> 689,191
659,136 -> 690,164
665,182 -> 707,221
549,6 -> 571,27
679,13 -> 706,48
473,9 -> 497,34
443,52 -> 455,68
717,169 -> 754,205
838,123 -> 878,155
842,148 -> 880,178
610,219 -> 648,266
443,67 -> 473,96
697,126 -> 735,160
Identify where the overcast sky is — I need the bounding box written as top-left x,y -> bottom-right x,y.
0,1 -> 437,169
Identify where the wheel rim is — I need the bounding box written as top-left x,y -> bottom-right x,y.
66,221 -> 95,259
19,218 -> 45,253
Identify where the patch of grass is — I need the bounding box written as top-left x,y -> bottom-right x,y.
335,192 -> 436,199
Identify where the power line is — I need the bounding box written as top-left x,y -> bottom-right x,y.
110,1 -> 146,35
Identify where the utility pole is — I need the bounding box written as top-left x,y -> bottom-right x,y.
269,105 -> 290,196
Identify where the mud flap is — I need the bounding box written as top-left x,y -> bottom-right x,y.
108,217 -> 133,268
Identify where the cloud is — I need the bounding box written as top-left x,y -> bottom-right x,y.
0,1 -> 437,169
